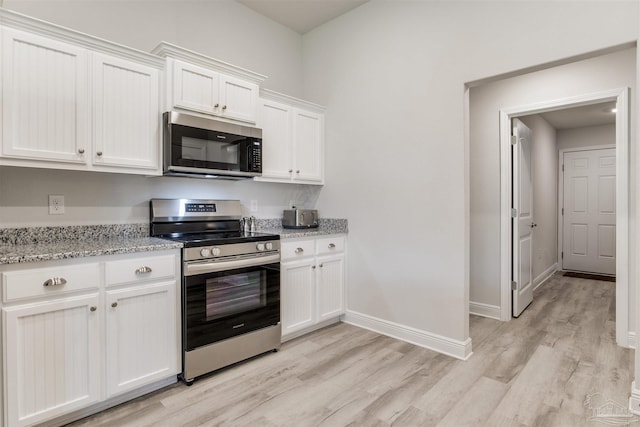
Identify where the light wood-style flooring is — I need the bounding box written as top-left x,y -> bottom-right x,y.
68,273 -> 634,426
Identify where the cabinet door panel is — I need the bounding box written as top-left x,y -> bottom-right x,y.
317,255 -> 345,322
257,99 -> 293,180
3,294 -> 101,427
93,53 -> 159,170
106,281 -> 177,397
219,75 -> 258,123
2,28 -> 88,163
173,60 -> 219,114
281,260 -> 315,336
293,110 -> 323,183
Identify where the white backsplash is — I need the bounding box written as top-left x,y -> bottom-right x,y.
0,166 -> 322,227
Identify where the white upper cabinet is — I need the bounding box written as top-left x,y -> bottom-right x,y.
256,90 -> 325,185
92,53 -> 160,170
153,43 -> 265,124
2,28 -> 89,164
0,12 -> 164,175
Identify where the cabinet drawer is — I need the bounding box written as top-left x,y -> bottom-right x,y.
2,263 -> 100,303
281,240 -> 316,261
105,254 -> 176,287
316,236 -> 345,255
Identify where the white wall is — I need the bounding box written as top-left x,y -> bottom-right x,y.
469,48 -> 636,309
302,1 -> 638,345
519,115 -> 558,283
0,0 -> 318,227
557,124 -> 616,151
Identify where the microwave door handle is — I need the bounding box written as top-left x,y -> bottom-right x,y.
184,253 -> 280,276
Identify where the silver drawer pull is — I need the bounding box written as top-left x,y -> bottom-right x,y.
135,266 -> 152,275
43,277 -> 67,287
328,243 -> 336,249
294,248 -> 304,254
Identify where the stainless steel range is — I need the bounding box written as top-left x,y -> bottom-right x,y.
150,199 -> 281,384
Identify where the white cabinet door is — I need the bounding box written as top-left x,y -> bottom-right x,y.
219,75 -> 258,123
293,109 -> 324,184
3,293 -> 101,427
316,254 -> 345,322
92,53 -> 160,171
105,281 -> 177,397
173,60 -> 219,114
281,259 -> 316,336
1,28 -> 89,163
258,98 -> 293,180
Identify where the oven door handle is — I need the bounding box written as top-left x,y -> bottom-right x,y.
184,253 -> 280,276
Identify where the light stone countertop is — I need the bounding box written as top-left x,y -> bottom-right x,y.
0,237 -> 183,265
0,218 -> 347,265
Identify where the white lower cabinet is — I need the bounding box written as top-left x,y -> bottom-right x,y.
3,293 -> 102,427
105,281 -> 177,398
0,250 -> 180,427
280,235 -> 346,340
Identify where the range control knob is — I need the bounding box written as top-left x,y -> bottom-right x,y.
265,242 -> 273,251
211,247 -> 221,257
200,248 -> 211,257
256,243 -> 266,252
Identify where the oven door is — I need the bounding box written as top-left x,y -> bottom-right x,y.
183,254 -> 280,351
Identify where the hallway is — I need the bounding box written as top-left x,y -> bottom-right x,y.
69,273 -> 633,426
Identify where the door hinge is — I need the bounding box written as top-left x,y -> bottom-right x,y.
511,135 -> 517,146
511,281 -> 517,290
562,207 -> 564,215
562,251 -> 564,259
562,164 -> 564,172
511,208 -> 517,218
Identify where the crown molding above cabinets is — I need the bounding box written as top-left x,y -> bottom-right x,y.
0,9 -> 164,176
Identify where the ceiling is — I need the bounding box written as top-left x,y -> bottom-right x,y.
528,101 -> 617,130
237,0 -> 369,34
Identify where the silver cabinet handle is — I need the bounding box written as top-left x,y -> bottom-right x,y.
294,248 -> 304,254
222,105 -> 227,110
111,302 -> 118,308
90,306 -> 97,312
135,266 -> 152,275
78,148 -> 85,154
43,277 -> 67,287
96,151 -> 103,156
214,103 -> 219,108
328,243 -> 336,249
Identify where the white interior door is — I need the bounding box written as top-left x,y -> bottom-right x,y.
512,118 -> 534,317
562,148 -> 616,275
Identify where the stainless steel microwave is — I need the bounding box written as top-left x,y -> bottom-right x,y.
163,111 -> 262,179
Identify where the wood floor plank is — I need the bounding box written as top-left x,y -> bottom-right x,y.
67,273 -> 634,427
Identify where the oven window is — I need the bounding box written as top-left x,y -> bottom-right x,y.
205,270 -> 266,320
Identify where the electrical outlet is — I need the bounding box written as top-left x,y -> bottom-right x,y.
48,195 -> 65,215
250,200 -> 258,212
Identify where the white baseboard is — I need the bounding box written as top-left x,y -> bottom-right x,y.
469,301 -> 501,320
342,310 -> 472,360
628,332 -> 636,349
533,263 -> 558,292
630,381 -> 640,415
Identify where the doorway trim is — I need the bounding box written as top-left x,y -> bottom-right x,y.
499,88 -> 630,347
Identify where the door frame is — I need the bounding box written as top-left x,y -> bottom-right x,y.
499,88 -> 630,347
557,145 -> 617,275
